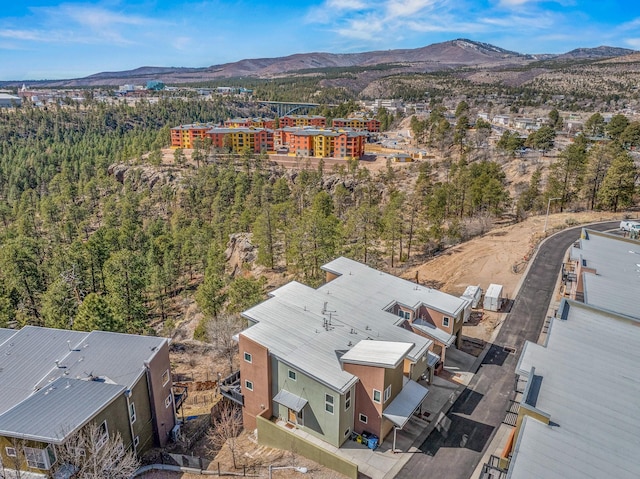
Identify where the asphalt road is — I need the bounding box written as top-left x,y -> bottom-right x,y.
396,221 -> 619,479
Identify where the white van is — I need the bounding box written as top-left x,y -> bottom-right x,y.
620,220 -> 640,232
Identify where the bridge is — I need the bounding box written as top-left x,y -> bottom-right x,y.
257,100 -> 335,116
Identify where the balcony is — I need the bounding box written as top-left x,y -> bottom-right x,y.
220,370 -> 244,406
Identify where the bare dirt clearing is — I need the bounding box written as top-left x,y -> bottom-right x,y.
402,211 -> 627,343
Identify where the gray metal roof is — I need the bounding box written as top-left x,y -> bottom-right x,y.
382,378 -> 429,429
273,389 -> 308,413
340,340 -> 413,369
510,300 -> 640,479
34,330 -> 169,391
570,229 -> 640,319
242,273 -> 434,393
0,328 -> 16,345
0,326 -> 169,440
0,326 -> 89,415
321,257 -> 467,317
0,377 -> 124,444
241,257 -> 464,394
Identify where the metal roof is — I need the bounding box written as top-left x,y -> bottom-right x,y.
0,326 -> 89,415
510,300 -> 640,479
0,326 -> 169,440
242,272 -> 434,393
0,328 -> 16,345
340,340 -> 413,369
321,257 -> 467,317
382,378 -> 429,429
273,389 -> 308,413
0,377 -> 124,444
570,229 -> 640,320
241,257 -> 464,393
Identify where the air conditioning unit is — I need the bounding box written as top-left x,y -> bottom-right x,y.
170,424 -> 181,442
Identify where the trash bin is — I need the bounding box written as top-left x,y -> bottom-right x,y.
367,436 -> 379,450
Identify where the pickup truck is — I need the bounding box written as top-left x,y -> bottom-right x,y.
619,220 -> 640,232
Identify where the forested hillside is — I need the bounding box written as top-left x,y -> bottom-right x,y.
0,98 -> 516,336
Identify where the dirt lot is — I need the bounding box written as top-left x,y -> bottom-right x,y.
402,210 -> 627,343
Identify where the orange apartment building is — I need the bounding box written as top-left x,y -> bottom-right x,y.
332,117 -> 381,133
224,117 -> 276,129
280,114 -> 327,128
170,123 -> 216,149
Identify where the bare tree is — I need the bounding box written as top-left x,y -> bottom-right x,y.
55,422 -> 139,479
208,399 -> 243,469
207,313 -> 243,374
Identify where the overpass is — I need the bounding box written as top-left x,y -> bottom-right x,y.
257,100 -> 335,116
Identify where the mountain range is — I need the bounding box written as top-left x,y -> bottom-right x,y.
4,39 -> 637,88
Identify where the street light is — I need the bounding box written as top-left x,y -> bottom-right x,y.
268,465 -> 308,479
543,197 -> 561,234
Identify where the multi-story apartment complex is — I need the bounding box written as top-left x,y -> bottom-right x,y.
279,114 -> 326,128
171,123 -> 368,160
332,117 -> 381,132
0,327 -> 177,478
170,123 -> 215,149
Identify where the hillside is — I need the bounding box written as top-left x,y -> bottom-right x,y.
3,39 -> 634,88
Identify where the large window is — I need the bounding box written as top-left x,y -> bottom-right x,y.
384,385 -> 392,403
244,380 -> 253,391
443,316 -> 450,328
24,446 -> 54,470
345,390 -> 351,410
373,389 -> 381,403
244,352 -> 252,363
129,402 -> 136,424
96,421 -> 109,450
162,369 -> 170,387
325,394 -> 334,414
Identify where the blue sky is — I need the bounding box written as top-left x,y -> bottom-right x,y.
1,0 -> 640,81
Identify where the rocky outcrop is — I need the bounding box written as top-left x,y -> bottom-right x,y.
108,163 -> 184,190
225,233 -> 257,277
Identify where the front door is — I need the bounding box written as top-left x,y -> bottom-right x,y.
288,408 -> 296,423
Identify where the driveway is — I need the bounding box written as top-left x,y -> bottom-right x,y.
395,221 -> 619,479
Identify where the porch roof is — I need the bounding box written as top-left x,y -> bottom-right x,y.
382,379 -> 429,429
273,389 -> 308,413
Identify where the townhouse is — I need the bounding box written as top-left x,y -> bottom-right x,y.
236,257 -> 468,449
491,229 -> 640,478
0,327 -> 176,478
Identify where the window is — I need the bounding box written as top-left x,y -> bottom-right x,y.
344,428 -> 351,437
129,402 -> 136,424
5,446 -> 16,457
165,394 -> 172,408
443,317 -> 450,328
133,436 -> 140,447
244,352 -> 252,363
245,380 -> 254,391
373,389 -> 381,403
325,394 -> 334,414
359,413 -> 368,424
288,370 -> 297,381
162,369 -> 170,387
384,385 -> 392,403
345,390 -> 351,410
24,446 -> 52,470
96,421 -> 109,450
